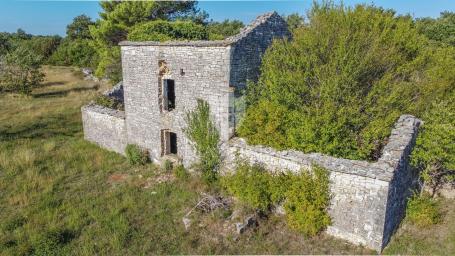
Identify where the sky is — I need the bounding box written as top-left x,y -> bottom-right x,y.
0,0 -> 455,36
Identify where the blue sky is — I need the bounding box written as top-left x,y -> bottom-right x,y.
1,0 -> 455,36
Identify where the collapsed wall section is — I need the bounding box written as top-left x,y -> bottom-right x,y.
226,115 -> 421,251
81,104 -> 127,155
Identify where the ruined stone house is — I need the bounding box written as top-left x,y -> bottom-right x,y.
82,12 -> 421,252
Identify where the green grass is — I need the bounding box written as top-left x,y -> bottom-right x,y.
0,66 -> 452,255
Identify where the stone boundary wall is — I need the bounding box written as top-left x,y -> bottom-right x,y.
225,115 -> 422,251
81,104 -> 127,155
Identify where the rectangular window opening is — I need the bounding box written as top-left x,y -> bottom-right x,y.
163,79 -> 175,111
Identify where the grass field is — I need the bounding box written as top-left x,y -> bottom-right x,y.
0,66 -> 453,255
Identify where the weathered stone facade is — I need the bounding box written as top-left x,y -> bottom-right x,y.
116,12 -> 289,166
225,115 -> 421,251
81,12 -> 421,252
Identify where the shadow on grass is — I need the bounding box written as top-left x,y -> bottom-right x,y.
42,81 -> 66,87
0,114 -> 81,141
32,85 -> 99,98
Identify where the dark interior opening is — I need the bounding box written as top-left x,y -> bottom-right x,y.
170,132 -> 177,154
165,79 -> 175,110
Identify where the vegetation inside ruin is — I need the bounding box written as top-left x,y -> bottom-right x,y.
239,3 -> 455,165
94,94 -> 124,111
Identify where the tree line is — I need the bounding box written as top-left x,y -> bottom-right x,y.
0,1 -> 245,94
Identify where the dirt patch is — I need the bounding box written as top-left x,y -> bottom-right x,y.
107,173 -> 130,184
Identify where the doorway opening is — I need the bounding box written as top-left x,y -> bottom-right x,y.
161,130 -> 177,155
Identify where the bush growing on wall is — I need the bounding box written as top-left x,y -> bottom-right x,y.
125,144 -> 149,165
184,99 -> 221,184
128,20 -> 209,42
222,161 -> 331,236
238,2 -> 455,161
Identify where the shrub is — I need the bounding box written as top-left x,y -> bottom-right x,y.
221,161 -> 281,211
222,161 -> 331,236
163,160 -> 173,172
0,45 -> 44,95
406,192 -> 441,227
48,39 -> 98,68
174,164 -> 189,180
184,99 -> 221,184
94,94 -> 124,111
238,2 -> 455,161
284,166 -> 331,236
411,95 -> 455,195
125,144 -> 149,165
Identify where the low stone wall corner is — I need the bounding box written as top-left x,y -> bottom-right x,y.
81,104 -> 127,155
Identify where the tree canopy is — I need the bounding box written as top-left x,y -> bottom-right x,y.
67,15 -> 95,40
238,3 -> 455,161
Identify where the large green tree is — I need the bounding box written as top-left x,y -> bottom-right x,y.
239,2 -> 455,160
417,11 -> 455,46
90,1 -> 206,82
66,14 -> 95,40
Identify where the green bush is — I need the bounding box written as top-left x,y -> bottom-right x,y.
222,161 -> 331,236
406,193 -> 441,227
125,144 -> 149,165
94,94 -> 124,111
411,94 -> 455,195
48,39 -> 98,68
0,45 -> 44,95
238,2 -> 455,161
284,166 -> 331,236
163,160 -> 173,172
32,228 -> 73,256
174,164 -> 189,180
221,161 -> 283,211
184,99 -> 221,184
128,20 -> 209,42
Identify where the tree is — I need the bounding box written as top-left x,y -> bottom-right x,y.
238,2 -> 455,160
128,20 -> 208,41
90,1 -> 206,82
411,94 -> 455,196
417,11 -> 455,46
285,13 -> 305,31
66,14 -> 95,40
48,39 -> 98,68
206,19 -> 244,40
0,45 -> 44,94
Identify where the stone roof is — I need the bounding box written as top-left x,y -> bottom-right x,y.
119,12 -> 279,47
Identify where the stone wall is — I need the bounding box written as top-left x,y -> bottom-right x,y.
120,45 -> 231,166
81,104 -> 127,155
228,12 -> 291,89
225,115 -> 422,252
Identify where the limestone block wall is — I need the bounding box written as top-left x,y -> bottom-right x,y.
120,44 -> 231,166
228,12 -> 291,89
225,115 -> 422,251
81,104 -> 127,155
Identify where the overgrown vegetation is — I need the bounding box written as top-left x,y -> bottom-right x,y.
184,99 -> 221,184
222,160 -> 331,236
128,20 -> 209,42
239,3 -> 455,161
94,94 -> 124,110
411,93 -> 455,195
405,192 -> 441,227
125,144 -> 149,165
